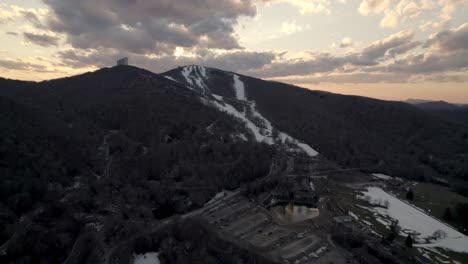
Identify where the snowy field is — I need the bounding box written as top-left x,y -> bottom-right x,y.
359,187 -> 468,253
133,252 -> 160,264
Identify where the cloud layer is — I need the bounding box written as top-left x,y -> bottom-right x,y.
0,0 -> 466,89
42,0 -> 257,54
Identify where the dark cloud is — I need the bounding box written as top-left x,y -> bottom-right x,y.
0,58 -> 47,71
278,72 -> 412,84
23,32 -> 60,47
424,23 -> 468,52
42,0 -> 256,54
373,51 -> 468,74
248,53 -> 347,77
56,48 -> 276,74
6,32 -> 18,36
386,41 -> 421,57
360,29 -> 414,61
246,30 -> 422,78
17,9 -> 45,29
49,17 -> 466,85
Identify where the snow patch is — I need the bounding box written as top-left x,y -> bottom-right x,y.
372,173 -> 392,181
181,68 -> 319,157
181,66 -> 210,94
315,244 -> 328,255
205,191 -> 226,206
212,94 -> 223,101
213,100 -> 270,144
133,252 -> 160,264
359,187 -> 468,253
309,181 -> 315,192
163,75 -> 177,82
213,75 -> 319,157
297,142 -> 319,157
348,211 -> 359,220
233,74 -> 246,101
181,67 -> 194,85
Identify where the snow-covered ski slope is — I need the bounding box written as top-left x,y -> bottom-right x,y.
174,66 -> 319,157
359,187 -> 468,254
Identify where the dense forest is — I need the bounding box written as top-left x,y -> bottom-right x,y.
0,66 -> 279,263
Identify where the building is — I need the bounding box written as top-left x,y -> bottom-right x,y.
117,57 -> 128,66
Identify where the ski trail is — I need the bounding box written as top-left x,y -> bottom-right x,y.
214,74 -> 318,157
179,67 -> 319,157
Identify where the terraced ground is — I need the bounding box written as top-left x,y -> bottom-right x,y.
194,190 -> 349,264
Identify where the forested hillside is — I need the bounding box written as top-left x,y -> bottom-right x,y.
0,66 -> 278,263
165,66 -> 468,185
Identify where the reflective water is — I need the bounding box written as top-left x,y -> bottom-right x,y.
270,203 -> 319,223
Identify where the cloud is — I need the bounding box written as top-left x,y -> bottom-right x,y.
359,0 -> 468,28
42,0 -> 257,55
262,0 -> 331,14
359,0 -> 390,15
339,37 -> 354,48
23,32 -> 60,47
277,72 -> 412,84
6,32 -> 19,36
245,30 -> 420,78
274,71 -> 468,84
0,58 -> 48,71
0,5 -> 50,28
56,48 -> 277,74
424,22 -> 468,52
281,21 -> 303,34
371,51 -> 468,74
247,52 -> 348,77
360,30 -> 415,60
379,0 -> 429,28
420,20 -> 449,31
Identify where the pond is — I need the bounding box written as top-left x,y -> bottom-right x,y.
270,202 -> 319,223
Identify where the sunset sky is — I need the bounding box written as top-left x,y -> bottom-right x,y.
1,0 -> 467,103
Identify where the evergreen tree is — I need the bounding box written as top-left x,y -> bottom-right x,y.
405,234 -> 413,248
406,188 -> 414,200
386,220 -> 400,243
443,207 -> 453,221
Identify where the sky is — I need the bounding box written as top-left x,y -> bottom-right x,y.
0,0 -> 467,103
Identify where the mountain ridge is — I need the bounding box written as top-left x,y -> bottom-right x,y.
2,64 -> 467,184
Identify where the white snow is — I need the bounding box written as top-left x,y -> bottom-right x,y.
213,100 -> 269,143
212,94 -> 223,101
163,75 -> 177,82
297,143 -> 319,157
180,66 -> 210,93
211,75 -> 318,157
309,181 -> 316,192
181,67 -> 194,85
182,67 -> 319,157
133,252 -> 160,264
372,173 -> 392,181
359,187 -> 468,253
348,211 -> 359,220
205,191 -> 226,206
233,74 -> 246,101
199,65 -> 207,78
315,244 -> 328,254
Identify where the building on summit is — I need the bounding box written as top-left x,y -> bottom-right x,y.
117,57 -> 128,66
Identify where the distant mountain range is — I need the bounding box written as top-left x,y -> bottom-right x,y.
405,98 -> 468,110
